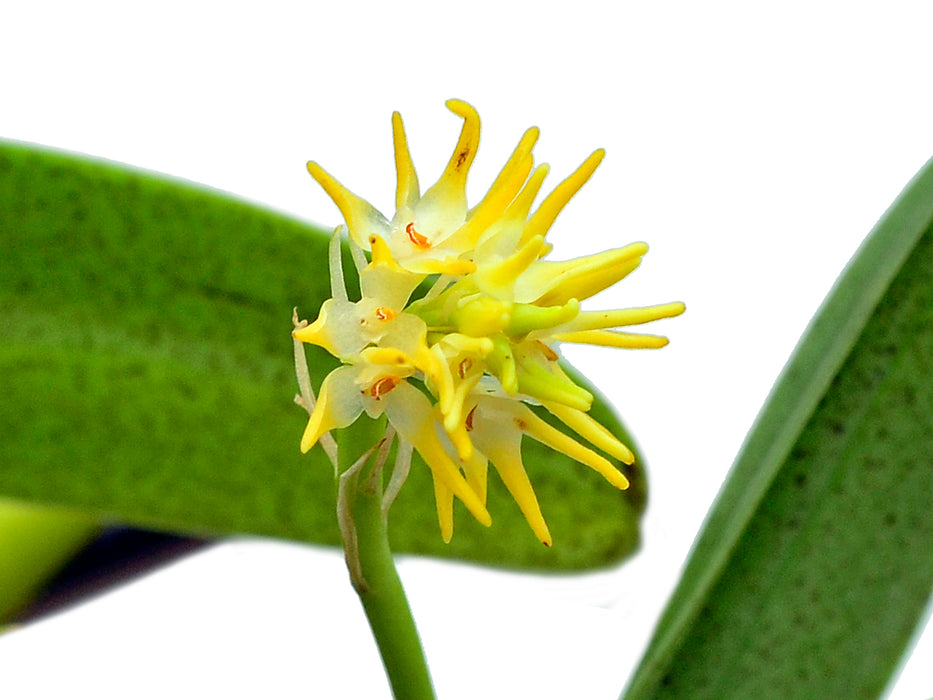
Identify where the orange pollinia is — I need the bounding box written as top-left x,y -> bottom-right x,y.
293,100 -> 684,546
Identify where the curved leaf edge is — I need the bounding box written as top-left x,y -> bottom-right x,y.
623,156 -> 933,696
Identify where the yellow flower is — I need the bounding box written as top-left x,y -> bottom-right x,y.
294,230 -> 491,529
307,100 -> 490,276
295,101 -> 684,545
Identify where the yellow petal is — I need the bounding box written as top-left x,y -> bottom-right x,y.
432,474 -> 455,543
430,335 -> 490,442
442,369 -> 484,433
444,417 -> 475,462
551,330 -> 670,349
292,304 -> 332,349
555,302 -> 686,333
359,346 -> 413,368
461,448 -> 489,505
384,384 -> 491,527
294,297 -> 397,359
392,111 -> 420,211
300,367 -> 364,453
424,344 -> 456,415
539,400 -> 635,464
486,335 -> 518,394
474,235 -> 547,301
368,233 -> 404,270
359,264 -> 423,312
400,254 -> 477,276
469,401 -> 552,546
468,126 -> 539,221
437,99 -> 481,193
522,149 -> 604,245
366,232 -> 430,303
445,127 -> 539,251
436,333 -> 495,357
378,311 -> 431,359
487,442 -> 552,546
360,233 -> 425,308
307,161 -> 389,249
412,100 -> 481,236
292,298 -> 366,359
518,406 -> 630,489
498,163 -> 550,233
514,242 -> 648,305
474,163 -> 550,260
437,368 -> 483,461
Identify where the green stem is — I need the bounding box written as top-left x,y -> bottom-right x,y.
337,419 -> 436,700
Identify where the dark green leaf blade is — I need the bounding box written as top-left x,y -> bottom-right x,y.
0,141 -> 644,571
624,159 -> 933,698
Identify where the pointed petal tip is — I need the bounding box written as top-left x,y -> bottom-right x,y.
300,409 -> 329,454
291,329 -> 312,344
299,430 -> 317,454
391,112 -> 405,143
610,469 -> 631,489
532,521 -> 553,546
445,98 -> 478,119
516,126 -> 541,155
475,506 -> 493,527
291,320 -> 322,344
306,161 -> 342,193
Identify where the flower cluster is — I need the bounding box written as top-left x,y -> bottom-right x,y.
294,100 -> 683,545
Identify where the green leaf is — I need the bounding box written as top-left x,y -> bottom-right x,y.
624,159 -> 933,698
0,141 -> 645,572
0,499 -> 99,622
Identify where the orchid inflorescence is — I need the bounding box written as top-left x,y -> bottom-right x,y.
293,100 -> 684,546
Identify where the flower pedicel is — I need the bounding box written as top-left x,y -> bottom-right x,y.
294,100 -> 684,546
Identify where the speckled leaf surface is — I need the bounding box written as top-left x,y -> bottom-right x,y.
624,159 -> 933,698
0,141 -> 645,571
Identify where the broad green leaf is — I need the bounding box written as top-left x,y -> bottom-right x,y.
624,159 -> 933,698
0,140 -> 645,572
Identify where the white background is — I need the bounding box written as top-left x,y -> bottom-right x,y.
2,2 -> 932,698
